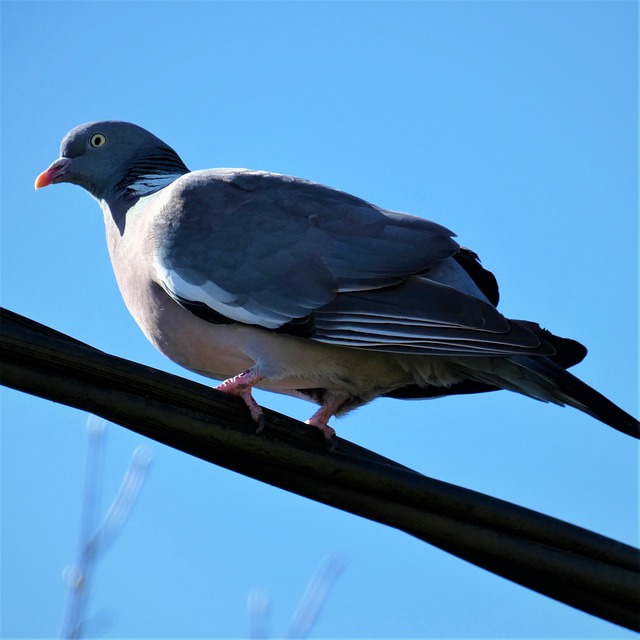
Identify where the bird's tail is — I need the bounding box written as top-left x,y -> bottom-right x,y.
457,355 -> 640,439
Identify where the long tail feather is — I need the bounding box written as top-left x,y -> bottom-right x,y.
509,356 -> 639,439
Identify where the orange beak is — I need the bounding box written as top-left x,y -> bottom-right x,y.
34,158 -> 70,190
34,169 -> 53,189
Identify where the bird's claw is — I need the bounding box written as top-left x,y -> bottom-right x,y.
255,412 -> 266,435
305,402 -> 342,447
305,417 -> 337,447
215,369 -> 266,431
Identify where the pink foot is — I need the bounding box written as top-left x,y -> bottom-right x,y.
216,369 -> 266,432
305,405 -> 338,444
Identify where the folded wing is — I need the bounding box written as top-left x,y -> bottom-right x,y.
155,169 -> 554,357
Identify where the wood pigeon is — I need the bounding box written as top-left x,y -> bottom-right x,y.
35,121 -> 639,441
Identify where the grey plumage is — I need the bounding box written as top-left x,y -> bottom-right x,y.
36,121 -> 639,441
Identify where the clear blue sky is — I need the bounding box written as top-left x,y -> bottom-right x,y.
1,1 -> 638,638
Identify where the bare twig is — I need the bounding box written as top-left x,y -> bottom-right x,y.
247,589 -> 270,639
60,416 -> 108,639
60,415 -> 152,638
285,553 -> 346,639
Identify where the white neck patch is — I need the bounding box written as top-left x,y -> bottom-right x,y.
125,172 -> 184,196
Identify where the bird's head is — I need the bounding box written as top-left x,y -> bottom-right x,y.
35,121 -> 189,201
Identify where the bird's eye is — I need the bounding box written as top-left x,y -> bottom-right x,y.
90,133 -> 107,148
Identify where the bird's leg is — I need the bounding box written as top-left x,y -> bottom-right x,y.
215,369 -> 266,432
305,396 -> 349,444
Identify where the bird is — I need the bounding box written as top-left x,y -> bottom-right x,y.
35,121 -> 639,442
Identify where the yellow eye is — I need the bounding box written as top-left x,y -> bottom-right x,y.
90,133 -> 107,148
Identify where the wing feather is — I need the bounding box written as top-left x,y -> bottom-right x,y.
154,168 -> 552,357
155,169 -> 459,327
309,276 -> 553,356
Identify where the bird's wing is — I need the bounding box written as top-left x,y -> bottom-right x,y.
154,168 -> 553,357
154,169 -> 459,328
